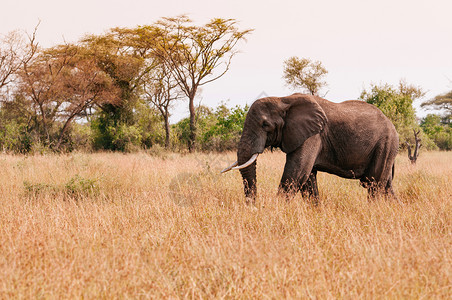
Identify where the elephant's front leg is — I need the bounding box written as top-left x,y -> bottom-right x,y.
278,135 -> 321,198
300,170 -> 319,204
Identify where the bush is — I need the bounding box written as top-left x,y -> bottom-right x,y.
420,114 -> 452,150
0,121 -> 30,153
91,113 -> 142,152
172,103 -> 248,152
433,131 -> 452,150
201,104 -> 248,151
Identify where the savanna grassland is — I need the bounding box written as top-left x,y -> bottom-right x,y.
0,151 -> 450,298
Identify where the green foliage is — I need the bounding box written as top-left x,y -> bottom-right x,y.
90,99 -> 165,152
172,117 -> 191,150
90,110 -> 118,151
65,123 -> 93,152
201,103 -> 249,151
173,103 -> 249,152
23,181 -> 54,197
91,113 -> 142,152
110,124 -> 143,153
172,105 -> 215,150
64,174 -> 99,198
421,114 -> 443,136
134,100 -> 165,148
421,114 -> 452,150
0,94 -> 35,153
24,174 -> 99,199
0,120 -> 32,153
360,82 -> 418,130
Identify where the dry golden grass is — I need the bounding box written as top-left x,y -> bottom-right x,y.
0,150 -> 450,298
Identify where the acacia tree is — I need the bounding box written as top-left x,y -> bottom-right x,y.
80,29 -> 156,150
54,47 -> 121,150
152,16 -> 252,152
18,44 -> 120,150
283,56 -> 328,96
18,44 -> 75,145
81,30 -> 146,114
421,90 -> 452,123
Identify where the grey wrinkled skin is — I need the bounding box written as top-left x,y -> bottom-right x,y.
237,93 -> 399,204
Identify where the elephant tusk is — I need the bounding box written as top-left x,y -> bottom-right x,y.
232,153 -> 259,171
220,161 -> 238,173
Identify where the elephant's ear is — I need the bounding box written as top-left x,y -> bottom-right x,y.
280,94 -> 328,153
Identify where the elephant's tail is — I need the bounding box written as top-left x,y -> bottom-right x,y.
392,163 -> 395,180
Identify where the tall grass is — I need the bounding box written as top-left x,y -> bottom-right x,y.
0,151 -> 450,298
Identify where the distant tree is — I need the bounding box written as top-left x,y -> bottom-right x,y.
81,30 -> 146,110
421,114 -> 444,136
421,90 -> 452,123
152,16 -> 252,152
18,44 -> 74,145
282,56 -> 328,96
142,63 -> 183,148
0,25 -> 38,91
17,44 -> 120,150
81,29 -> 153,150
52,46 -> 121,150
405,129 -> 421,164
420,114 -> 452,150
0,93 -> 35,152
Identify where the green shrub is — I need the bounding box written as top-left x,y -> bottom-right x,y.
420,114 -> 452,150
24,175 -> 99,199
64,175 -> 99,198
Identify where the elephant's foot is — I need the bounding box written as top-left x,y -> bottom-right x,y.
366,182 -> 398,201
245,196 -> 256,206
277,183 -> 298,202
306,194 -> 320,206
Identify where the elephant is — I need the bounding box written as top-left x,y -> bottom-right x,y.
221,93 -> 399,204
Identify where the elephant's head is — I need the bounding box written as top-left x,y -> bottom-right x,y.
222,93 -> 327,200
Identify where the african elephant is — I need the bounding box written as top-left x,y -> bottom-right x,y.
222,93 -> 399,204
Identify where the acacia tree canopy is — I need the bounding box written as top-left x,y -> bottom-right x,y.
282,56 -> 328,96
421,90 -> 452,122
151,16 -> 253,152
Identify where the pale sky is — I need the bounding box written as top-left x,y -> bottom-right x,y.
1,0 -> 451,121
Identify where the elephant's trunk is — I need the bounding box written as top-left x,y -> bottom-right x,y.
238,157 -> 257,200
237,138 -> 261,202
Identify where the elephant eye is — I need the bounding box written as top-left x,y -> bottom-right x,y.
262,121 -> 270,129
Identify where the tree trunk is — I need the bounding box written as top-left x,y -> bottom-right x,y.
406,129 -> 421,164
188,91 -> 196,153
38,104 -> 51,147
54,115 -> 76,151
164,113 -> 170,149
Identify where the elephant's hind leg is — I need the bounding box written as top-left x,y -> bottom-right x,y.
384,163 -> 396,197
363,139 -> 398,199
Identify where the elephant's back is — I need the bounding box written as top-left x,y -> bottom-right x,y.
323,99 -> 395,130
320,99 -> 398,154
337,100 -> 388,117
